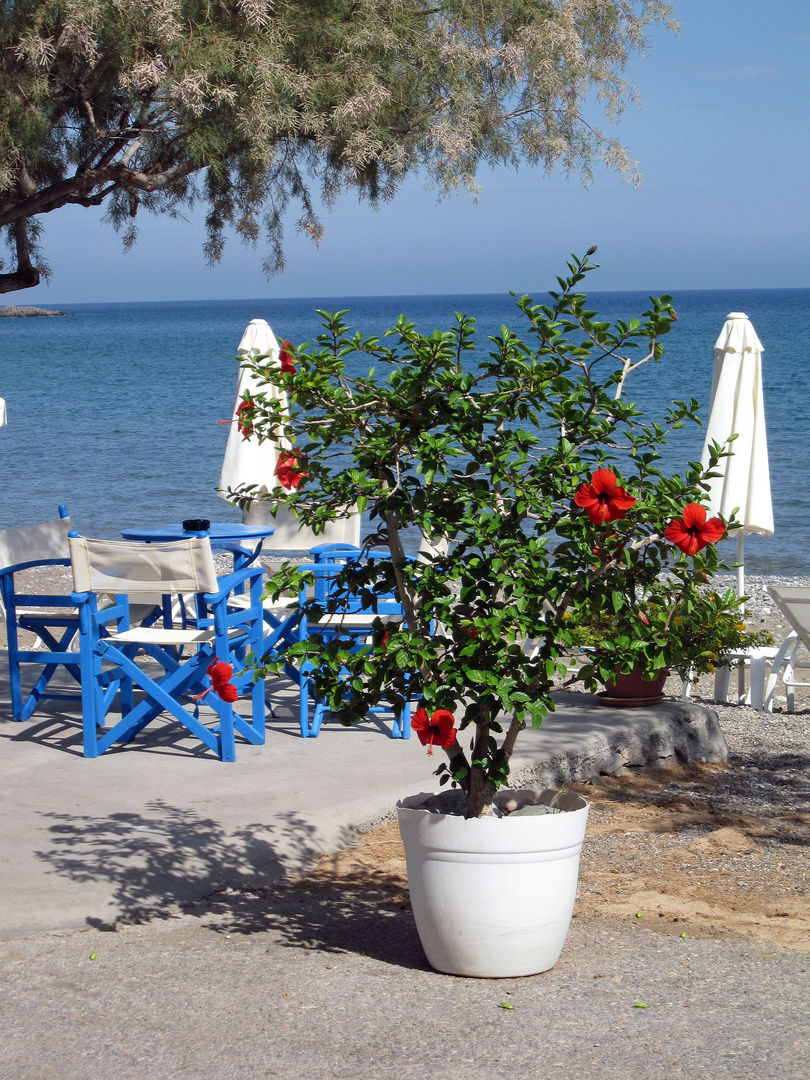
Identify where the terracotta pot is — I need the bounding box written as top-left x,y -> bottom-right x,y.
598,666 -> 668,707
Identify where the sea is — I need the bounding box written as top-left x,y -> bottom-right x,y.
1,288 -> 808,576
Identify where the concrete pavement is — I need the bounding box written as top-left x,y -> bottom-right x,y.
3,666 -> 809,1080
0,661 -> 727,940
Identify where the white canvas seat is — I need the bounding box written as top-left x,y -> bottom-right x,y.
69,534 -> 265,759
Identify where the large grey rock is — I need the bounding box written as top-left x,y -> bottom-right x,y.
508,690 -> 729,790
0,305 -> 66,317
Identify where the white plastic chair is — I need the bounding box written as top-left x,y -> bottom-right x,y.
762,586 -> 810,712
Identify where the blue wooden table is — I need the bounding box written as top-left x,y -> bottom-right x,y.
120,523 -> 275,568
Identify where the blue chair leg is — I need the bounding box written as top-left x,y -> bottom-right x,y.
309,695 -> 329,737
217,699 -> 236,762
393,700 -> 413,739
299,661 -> 314,737
77,606 -> 102,758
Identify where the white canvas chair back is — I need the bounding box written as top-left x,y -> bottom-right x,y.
242,501 -> 361,551
1,511 -> 77,712
0,515 -> 71,572
69,536 -> 219,596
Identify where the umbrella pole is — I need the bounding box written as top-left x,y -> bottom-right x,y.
737,532 -> 746,702
736,532 -> 745,601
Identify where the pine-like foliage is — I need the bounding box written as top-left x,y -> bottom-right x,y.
0,1 -> 676,291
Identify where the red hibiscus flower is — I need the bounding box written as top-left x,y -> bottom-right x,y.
207,660 -> 238,702
412,707 -> 457,755
280,340 -> 296,374
236,397 -> 255,437
574,469 -> 636,525
664,503 -> 725,556
274,450 -> 308,491
195,658 -> 238,703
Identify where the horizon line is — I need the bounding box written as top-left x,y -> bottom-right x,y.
23,283 -> 810,309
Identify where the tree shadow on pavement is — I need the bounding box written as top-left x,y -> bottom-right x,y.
34,800 -> 427,970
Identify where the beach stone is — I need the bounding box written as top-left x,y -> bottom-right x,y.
496,788 -> 540,813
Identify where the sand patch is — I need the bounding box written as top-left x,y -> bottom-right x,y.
303,762 -> 810,953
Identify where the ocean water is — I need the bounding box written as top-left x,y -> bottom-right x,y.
1,287 -> 808,575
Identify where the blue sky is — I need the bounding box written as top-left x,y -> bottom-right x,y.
20,0 -> 810,304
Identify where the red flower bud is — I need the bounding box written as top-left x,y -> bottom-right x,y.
236,397 -> 255,437
280,340 -> 296,374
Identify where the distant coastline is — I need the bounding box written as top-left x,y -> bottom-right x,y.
0,305 -> 67,317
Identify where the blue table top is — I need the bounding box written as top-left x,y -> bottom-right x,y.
121,523 -> 275,542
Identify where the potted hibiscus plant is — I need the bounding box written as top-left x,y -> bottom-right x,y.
561,472 -> 771,704
233,250 -> 740,976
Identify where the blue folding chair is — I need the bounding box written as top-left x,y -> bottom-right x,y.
68,533 -> 265,760
261,561 -> 412,738
0,506 -> 82,721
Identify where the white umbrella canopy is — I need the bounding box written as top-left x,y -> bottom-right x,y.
219,319 -> 289,504
699,311 -> 773,598
219,318 -> 362,549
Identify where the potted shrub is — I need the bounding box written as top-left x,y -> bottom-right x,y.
563,569 -> 773,706
234,250 -> 743,976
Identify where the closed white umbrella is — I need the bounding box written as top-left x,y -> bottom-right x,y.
219,319 -> 362,548
219,319 -> 289,505
699,311 -> 774,600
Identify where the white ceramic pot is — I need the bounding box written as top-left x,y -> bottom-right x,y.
397,789 -> 589,978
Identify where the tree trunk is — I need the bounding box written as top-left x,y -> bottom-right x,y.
465,767 -> 496,817
1,216 -> 40,292
0,268 -> 40,293
465,706 -> 496,817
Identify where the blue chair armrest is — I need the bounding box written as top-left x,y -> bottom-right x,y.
204,565 -> 265,604
15,593 -> 78,607
310,543 -> 363,563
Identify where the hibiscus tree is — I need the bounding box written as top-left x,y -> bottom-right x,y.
238,252 -> 746,818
